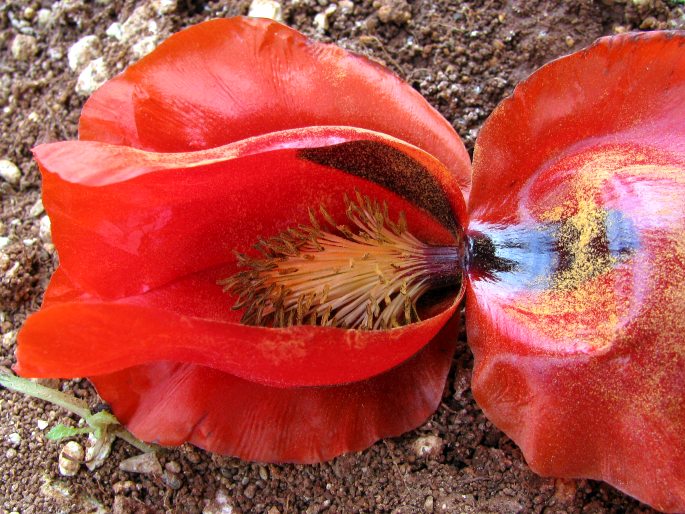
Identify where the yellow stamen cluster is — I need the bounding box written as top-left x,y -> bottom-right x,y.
220,193 -> 458,330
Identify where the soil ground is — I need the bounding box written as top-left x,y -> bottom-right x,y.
1,0 -> 684,513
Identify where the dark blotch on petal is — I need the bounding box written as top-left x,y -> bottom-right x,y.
299,141 -> 456,232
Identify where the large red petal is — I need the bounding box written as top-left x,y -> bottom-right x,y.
469,31 -> 685,222
88,315 -> 458,463
20,127 -> 465,387
467,32 -> 685,512
15,269 -> 458,386
78,17 -> 471,193
35,127 -> 465,300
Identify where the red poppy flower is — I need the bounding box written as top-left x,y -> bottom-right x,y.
16,17 -> 470,463
14,15 -> 685,512
468,32 -> 685,512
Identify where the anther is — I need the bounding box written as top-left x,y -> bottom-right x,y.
221,192 -> 461,330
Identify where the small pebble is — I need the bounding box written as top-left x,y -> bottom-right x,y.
258,465 -> 269,481
338,0 -> 354,12
37,420 -> 49,430
119,6 -> 158,44
1,330 -> 15,349
6,448 -> 17,459
640,16 -> 658,30
0,160 -> 21,186
424,495 -> 434,513
565,36 -> 575,48
131,36 -> 157,60
203,489 -> 236,514
119,452 -> 163,475
314,5 -> 336,31
244,484 -> 256,499
59,441 -> 84,477
36,8 -> 52,26
377,5 -> 392,23
185,449 -> 201,464
85,431 -> 115,471
39,215 -> 51,243
76,58 -> 109,96
29,198 -> 44,218
165,460 -> 181,473
248,0 -> 284,21
554,478 -> 578,503
0,237 -> 9,250
68,35 -> 101,72
153,0 -> 177,14
412,435 -> 444,458
7,432 -> 22,446
106,22 -> 124,41
112,480 -> 136,494
11,35 -> 38,61
162,470 -> 182,490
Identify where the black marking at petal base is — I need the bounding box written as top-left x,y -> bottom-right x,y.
298,140 -> 457,232
466,231 -> 518,281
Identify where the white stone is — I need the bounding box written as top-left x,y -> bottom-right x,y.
120,6 -> 157,44
58,441 -> 84,477
47,47 -> 63,61
203,489 -> 235,514
37,420 -> 49,430
131,35 -> 157,60
36,8 -> 52,26
313,12 -> 328,31
153,0 -> 177,14
5,261 -> 20,279
0,236 -> 9,250
23,7 -> 36,20
68,35 -> 101,72
39,215 -> 51,243
338,0 -> 354,12
119,452 -> 162,475
412,435 -> 444,458
314,5 -> 336,31
29,198 -> 44,217
75,58 -> 108,96
1,330 -> 16,349
248,0 -> 283,22
11,35 -> 38,61
85,431 -> 115,471
7,432 -> 21,446
0,160 -> 21,185
105,22 -> 123,41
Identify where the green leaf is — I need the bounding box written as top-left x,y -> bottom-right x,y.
87,411 -> 119,428
46,424 -> 93,441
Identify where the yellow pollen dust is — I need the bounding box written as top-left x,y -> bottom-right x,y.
220,192 -> 458,330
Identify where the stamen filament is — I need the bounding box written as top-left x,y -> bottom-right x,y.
221,193 -> 460,330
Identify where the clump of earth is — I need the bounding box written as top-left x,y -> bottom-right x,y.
1,0 -> 683,512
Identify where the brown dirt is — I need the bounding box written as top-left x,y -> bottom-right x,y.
1,0 -> 684,512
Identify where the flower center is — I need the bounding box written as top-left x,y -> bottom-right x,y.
220,193 -> 460,330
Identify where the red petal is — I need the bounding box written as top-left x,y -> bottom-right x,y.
20,128 -> 464,387
88,315 -> 458,463
470,31 -> 685,220
468,32 -> 685,512
35,127 -> 465,299
16,273 -> 458,386
79,17 -> 471,193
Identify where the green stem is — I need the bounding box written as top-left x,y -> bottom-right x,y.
0,372 -> 91,419
0,370 -> 157,454
115,428 -> 157,453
